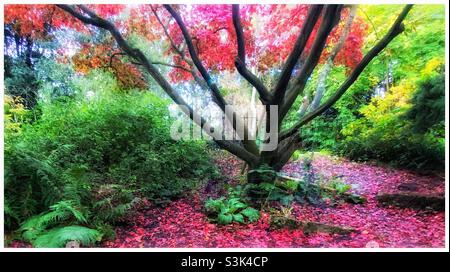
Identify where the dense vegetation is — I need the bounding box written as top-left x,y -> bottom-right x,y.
3,4 -> 445,248
5,70 -> 215,246
285,5 -> 445,171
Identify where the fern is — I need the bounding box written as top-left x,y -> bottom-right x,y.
33,226 -> 102,248
49,200 -> 87,223
92,184 -> 137,222
19,200 -> 88,242
93,199 -> 134,222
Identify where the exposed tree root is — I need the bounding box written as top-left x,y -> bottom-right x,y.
376,193 -> 444,211
270,215 -> 356,235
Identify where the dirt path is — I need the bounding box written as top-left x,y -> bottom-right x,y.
103,154 -> 445,248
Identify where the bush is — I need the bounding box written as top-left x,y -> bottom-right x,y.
407,70 -> 445,133
281,7 -> 445,172
205,187 -> 260,225
338,68 -> 445,171
4,72 -> 216,245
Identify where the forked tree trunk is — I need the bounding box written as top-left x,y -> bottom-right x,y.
246,136 -> 301,184
57,4 -> 413,187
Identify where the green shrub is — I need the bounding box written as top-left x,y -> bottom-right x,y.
205,187 -> 260,225
407,70 -> 445,133
5,72 -> 215,246
338,70 -> 445,171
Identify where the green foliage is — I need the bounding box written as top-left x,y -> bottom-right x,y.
19,200 -> 90,245
339,63 -> 445,170
5,70 -> 215,246
33,226 -> 102,248
205,187 -> 260,225
247,164 -> 277,183
318,176 -> 366,205
248,164 -> 277,184
282,5 -> 445,171
247,155 -> 362,207
326,178 -> 351,195
35,58 -> 79,101
4,58 -> 39,108
407,70 -> 445,133
4,95 -> 34,136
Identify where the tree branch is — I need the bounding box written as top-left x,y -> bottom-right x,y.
273,132 -> 302,171
164,4 -> 227,111
107,52 -> 127,68
165,4 -> 259,156
151,61 -> 193,73
309,5 -> 357,111
57,4 -> 258,165
279,5 -> 343,121
272,5 -> 323,104
232,4 -> 272,104
149,6 -> 211,91
279,4 -> 413,141
150,5 -> 187,60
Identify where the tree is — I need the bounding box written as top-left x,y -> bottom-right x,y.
6,4 -> 413,183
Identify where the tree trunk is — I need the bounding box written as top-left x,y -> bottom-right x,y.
247,163 -> 277,184
57,4 -> 413,189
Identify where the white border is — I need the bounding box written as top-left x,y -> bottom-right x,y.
0,0 -> 448,252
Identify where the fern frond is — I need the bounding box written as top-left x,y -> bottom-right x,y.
19,215 -> 46,242
33,226 -> 102,248
49,200 -> 87,223
19,200 -> 88,242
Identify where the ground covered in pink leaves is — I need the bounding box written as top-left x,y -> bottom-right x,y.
103,154 -> 446,248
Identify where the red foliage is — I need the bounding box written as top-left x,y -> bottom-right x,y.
5,4 -> 368,82
158,5 -> 368,81
4,4 -> 125,38
72,42 -> 147,90
7,155 -> 444,248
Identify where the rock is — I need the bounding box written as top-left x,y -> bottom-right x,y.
270,216 -> 356,235
65,241 -> 80,248
376,193 -> 444,211
397,182 -> 420,192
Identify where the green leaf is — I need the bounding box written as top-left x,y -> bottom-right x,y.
241,207 -> 260,222
217,213 -> 233,225
204,197 -> 224,213
227,198 -> 247,213
33,226 -> 102,248
233,214 -> 245,223
258,182 -> 277,192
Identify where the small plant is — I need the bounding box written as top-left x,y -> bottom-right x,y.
19,200 -> 102,248
295,179 -> 321,204
327,177 -> 351,195
319,176 -> 366,204
301,153 -> 315,184
245,182 -> 295,207
290,150 -> 302,162
270,206 -> 293,219
33,226 -> 102,248
93,184 -> 139,223
280,179 -> 299,194
204,190 -> 260,225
